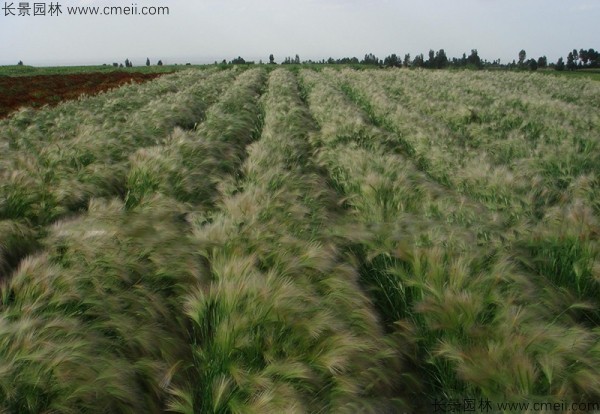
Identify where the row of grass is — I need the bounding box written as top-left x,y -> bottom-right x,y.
300,68 -> 600,404
334,69 -> 599,216
0,68 -> 269,413
166,68 -> 404,413
0,69 -> 235,226
334,68 -> 600,326
0,69 -> 237,287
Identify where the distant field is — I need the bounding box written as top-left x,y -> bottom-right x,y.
542,68 -> 600,81
0,64 -> 194,76
0,67 -> 599,413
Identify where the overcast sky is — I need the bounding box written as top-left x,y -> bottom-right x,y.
0,0 -> 598,66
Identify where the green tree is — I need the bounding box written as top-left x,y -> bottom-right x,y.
435,49 -> 448,69
537,56 -> 547,69
566,52 -> 576,70
384,53 -> 401,68
269,54 -> 275,64
146,57 -> 150,66
467,49 -> 482,69
412,53 -> 425,68
518,49 -> 527,67
362,53 -> 379,65
528,58 -> 538,71
426,49 -> 435,68
588,48 -> 599,68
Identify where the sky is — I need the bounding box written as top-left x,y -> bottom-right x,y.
0,0 -> 598,66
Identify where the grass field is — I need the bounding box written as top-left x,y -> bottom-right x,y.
542,68 -> 600,82
0,66 -> 599,413
0,64 -> 192,77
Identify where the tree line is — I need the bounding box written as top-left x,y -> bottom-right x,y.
257,48 -> 599,71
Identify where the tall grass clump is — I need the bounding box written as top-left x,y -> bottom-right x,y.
0,220 -> 39,282
167,69 -> 405,413
300,68 -> 600,405
125,68 -> 266,209
0,69 -> 235,225
0,196 -> 206,413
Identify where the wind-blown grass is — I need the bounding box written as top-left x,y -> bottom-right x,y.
301,68 -> 600,403
168,69 -> 404,413
0,66 -> 598,412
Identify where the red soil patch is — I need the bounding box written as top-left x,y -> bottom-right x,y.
0,72 -> 167,119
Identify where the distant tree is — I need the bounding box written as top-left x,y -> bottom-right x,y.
589,48 -> 599,68
518,49 -> 527,66
537,56 -> 547,69
119,63 -> 124,68
527,58 -> 538,71
17,60 -> 23,66
579,49 -> 589,66
403,53 -> 411,67
124,58 -> 130,67
157,60 -> 163,66
383,53 -> 401,68
467,49 -> 482,69
566,52 -> 576,70
336,56 -> 359,64
426,49 -> 435,68
231,56 -> 246,64
146,57 -> 150,66
412,53 -> 425,68
555,57 -> 565,71
269,54 -> 275,64
361,53 -> 379,65
294,54 -> 300,64
113,62 -> 118,67
434,49 -> 448,69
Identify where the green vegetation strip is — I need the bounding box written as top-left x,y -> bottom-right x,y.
168,68 -> 404,413
0,67 -> 269,413
0,67 -> 599,412
300,68 -> 600,403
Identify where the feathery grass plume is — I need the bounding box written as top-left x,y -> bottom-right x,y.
0,195 -> 207,412
170,69 -> 405,413
0,69 -> 234,226
1,65 -> 599,411
515,197 -> 600,325
333,67 -> 600,230
0,220 -> 39,283
126,69 -> 267,210
300,67 -> 600,405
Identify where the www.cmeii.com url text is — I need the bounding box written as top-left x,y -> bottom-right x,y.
2,3 -> 169,17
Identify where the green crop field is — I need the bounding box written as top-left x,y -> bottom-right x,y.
0,66 -> 599,413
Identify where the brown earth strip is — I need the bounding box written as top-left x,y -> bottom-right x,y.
0,71 -> 168,119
